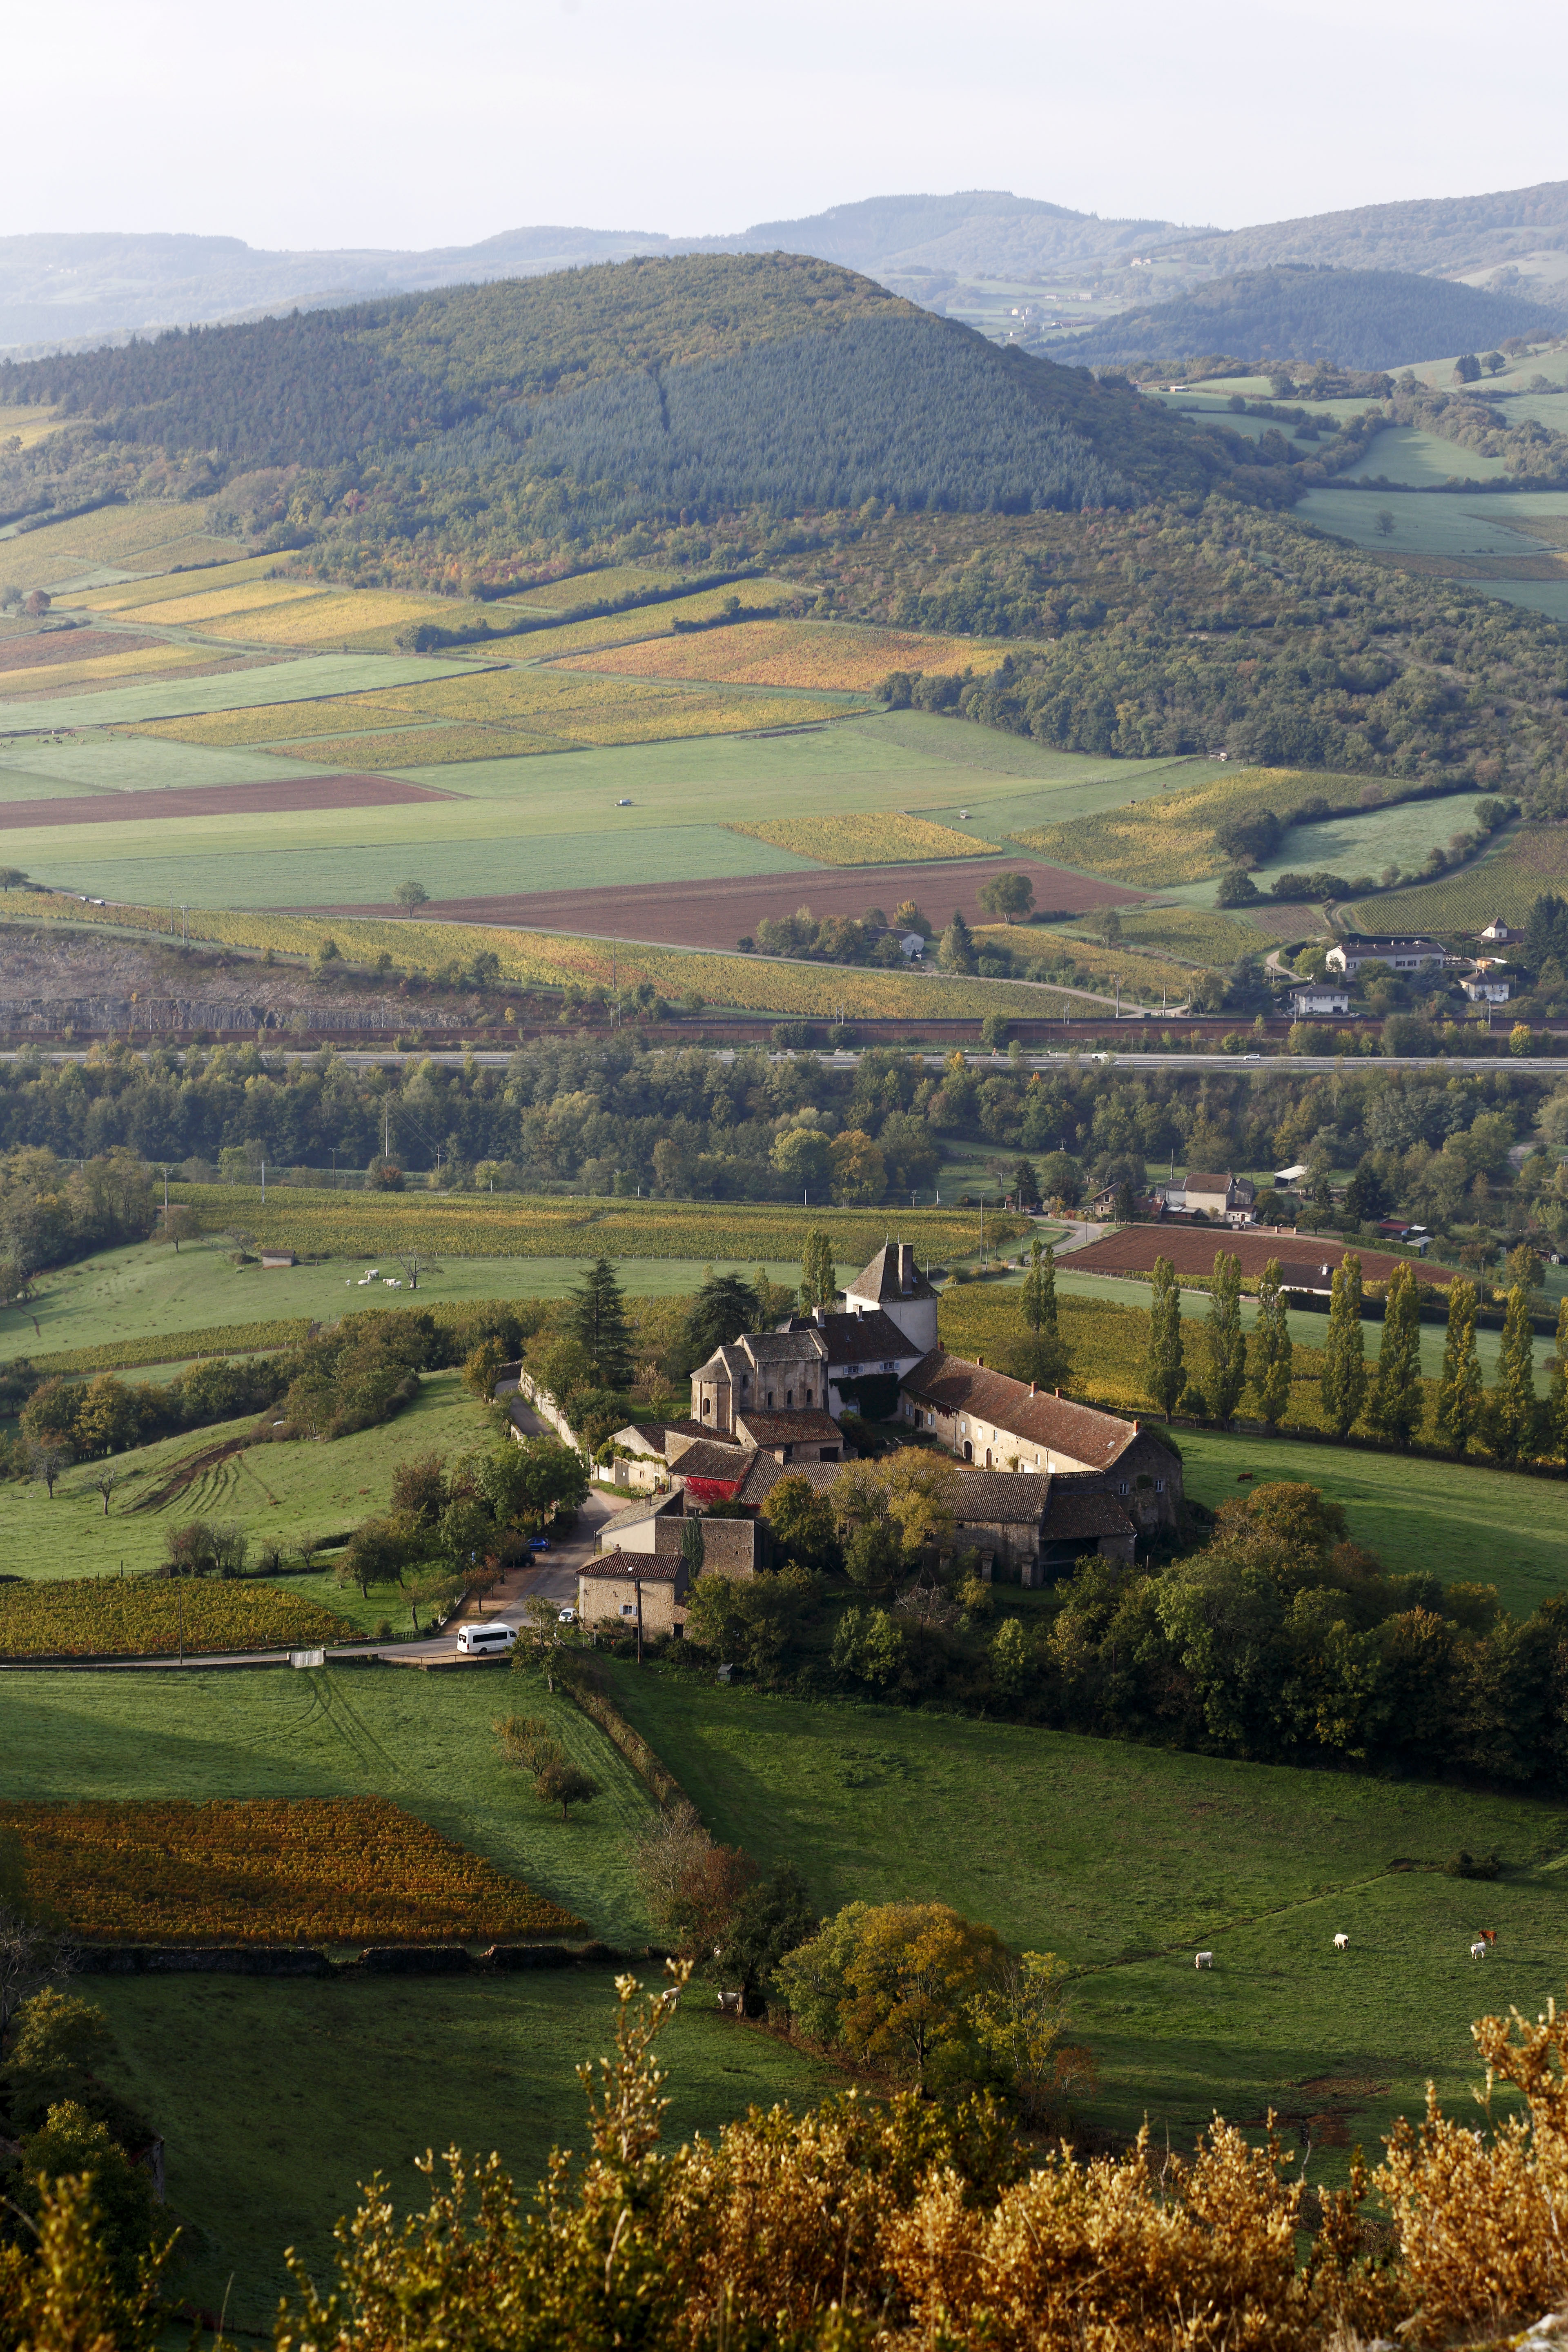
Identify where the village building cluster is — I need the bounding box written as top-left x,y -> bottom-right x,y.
568,1244 -> 1182,1636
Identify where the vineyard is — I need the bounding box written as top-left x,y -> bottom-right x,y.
113,578 -> 329,628
514,562 -> 685,606
510,577 -> 785,659
1109,906 -> 1270,962
20,895 -> 1079,1019
728,814 -> 1002,864
0,643 -> 212,699
0,1795 -> 579,1941
130,691 -> 448,747
288,723 -> 543,767
200,588 -> 478,650
75,552 -> 303,614
0,500 -> 242,592
168,1187 -> 1029,1263
556,617 -> 1010,691
1009,766 -> 1392,888
1351,827 -> 1568,933
0,1576 -> 357,1658
935,1280 -> 1445,1441
983,925 -> 1195,1002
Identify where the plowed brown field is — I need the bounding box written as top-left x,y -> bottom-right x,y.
1069,1226 -> 1456,1290
0,629 -> 166,672
301,857 -> 1144,947
0,773 -> 460,829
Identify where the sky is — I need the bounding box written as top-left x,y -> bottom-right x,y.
6,0 -> 1568,252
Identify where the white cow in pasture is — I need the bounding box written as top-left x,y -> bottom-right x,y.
1333,1933 -> 1349,1951
1471,1940 -> 1488,1960
1195,1951 -> 1214,1970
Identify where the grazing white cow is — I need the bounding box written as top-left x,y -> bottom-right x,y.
1333,1933 -> 1349,1951
1195,1951 -> 1214,1970
1471,1940 -> 1488,1960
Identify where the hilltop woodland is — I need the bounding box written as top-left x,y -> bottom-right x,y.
4,255 -> 1568,799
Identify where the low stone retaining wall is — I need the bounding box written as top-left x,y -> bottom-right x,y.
71,1939 -> 639,1977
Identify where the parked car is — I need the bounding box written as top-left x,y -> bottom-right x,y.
528,1536 -> 551,1552
557,1606 -> 577,1625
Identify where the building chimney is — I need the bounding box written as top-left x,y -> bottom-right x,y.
1029,1381 -> 1036,1396
813,1303 -> 826,1326
977,1355 -> 984,1367
1054,1388 -> 1060,1398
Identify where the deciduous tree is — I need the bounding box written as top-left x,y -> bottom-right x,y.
1205,1251 -> 1247,1427
1368,1261 -> 1423,1448
1321,1252 -> 1368,1437
1143,1254 -> 1184,1421
1250,1257 -> 1293,1431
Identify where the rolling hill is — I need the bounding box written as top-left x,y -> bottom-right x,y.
0,253 -> 1267,567
1063,264 -> 1565,373
1175,178 -> 1568,300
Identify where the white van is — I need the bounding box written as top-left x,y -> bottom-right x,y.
455,1623 -> 517,1655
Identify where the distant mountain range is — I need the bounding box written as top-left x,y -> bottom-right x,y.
6,178 -> 1568,358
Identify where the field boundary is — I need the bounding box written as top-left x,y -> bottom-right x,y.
560,1664 -> 688,1811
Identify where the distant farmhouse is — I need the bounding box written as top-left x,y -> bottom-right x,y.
1325,935 -> 1457,978
577,1243 -> 1181,1628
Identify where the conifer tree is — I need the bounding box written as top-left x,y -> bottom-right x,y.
1368,1261 -> 1423,1448
1144,1254 -> 1184,1421
563,1254 -> 634,1390
1434,1276 -> 1483,1457
1320,1251 -> 1367,1438
1551,1295 -> 1568,1463
1250,1257 -> 1293,1431
1205,1250 -> 1247,1427
1018,1239 -> 1069,1390
1493,1281 -> 1539,1463
800,1228 -> 837,1312
939,912 -> 978,976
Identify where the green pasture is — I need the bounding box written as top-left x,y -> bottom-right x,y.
0,735 -> 303,796
1294,487 -> 1568,559
0,713 -> 1236,909
1455,577 -> 1568,622
1348,424 -> 1512,486
603,1666 -> 1568,2187
0,651 -> 463,737
3,1370 -> 482,1580
89,1970 -> 829,2329
0,1236 -> 834,1369
1175,1425 -> 1568,1617
1204,792 -> 1493,904
0,1658 -> 658,1941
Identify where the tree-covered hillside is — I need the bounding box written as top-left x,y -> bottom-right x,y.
0,253 -> 1289,576
1065,265 -> 1562,373
1176,178 -> 1568,288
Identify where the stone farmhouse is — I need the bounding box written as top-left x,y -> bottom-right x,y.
585,1243 -> 1180,1613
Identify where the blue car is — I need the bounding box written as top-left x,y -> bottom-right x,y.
528,1536 -> 551,1553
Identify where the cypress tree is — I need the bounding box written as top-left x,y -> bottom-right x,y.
1250,1257 -> 1293,1431
1144,1254 -> 1185,1421
1368,1261 -> 1423,1447
1020,1239 -> 1058,1336
562,1254 -> 634,1389
800,1227 -> 837,1312
1493,1282 -> 1538,1463
1205,1250 -> 1247,1428
1018,1240 -> 1069,1389
1551,1295 -> 1568,1462
1434,1276 -> 1483,1457
939,912 -> 978,976
1320,1251 -> 1367,1438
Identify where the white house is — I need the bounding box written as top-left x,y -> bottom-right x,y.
1163,1172 -> 1256,1224
1479,918 -> 1516,943
1286,986 -> 1350,1018
1462,976 -> 1511,1003
1325,935 -> 1455,978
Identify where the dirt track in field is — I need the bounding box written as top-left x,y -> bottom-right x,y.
301,858 -> 1145,947
0,774 -> 461,829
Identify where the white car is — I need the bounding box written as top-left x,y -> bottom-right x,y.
455,1623 -> 516,1655
558,1606 -> 577,1626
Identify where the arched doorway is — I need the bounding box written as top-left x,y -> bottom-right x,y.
963,1440 -> 973,1461
984,1448 -> 992,1467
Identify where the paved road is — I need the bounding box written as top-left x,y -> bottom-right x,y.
3,1490 -> 620,1675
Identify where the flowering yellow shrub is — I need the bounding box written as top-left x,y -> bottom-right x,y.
731,814 -> 1002,863
0,1576 -> 356,1659
0,1795 -> 578,1941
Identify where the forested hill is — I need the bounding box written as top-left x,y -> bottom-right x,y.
1065,265 -> 1563,374
0,252 -> 1285,584
1177,179 -> 1568,288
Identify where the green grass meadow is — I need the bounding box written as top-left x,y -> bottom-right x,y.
89,1969 -> 831,2329
602,1667 -> 1568,2185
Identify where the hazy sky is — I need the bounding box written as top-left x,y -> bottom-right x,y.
8,0 -> 1568,251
